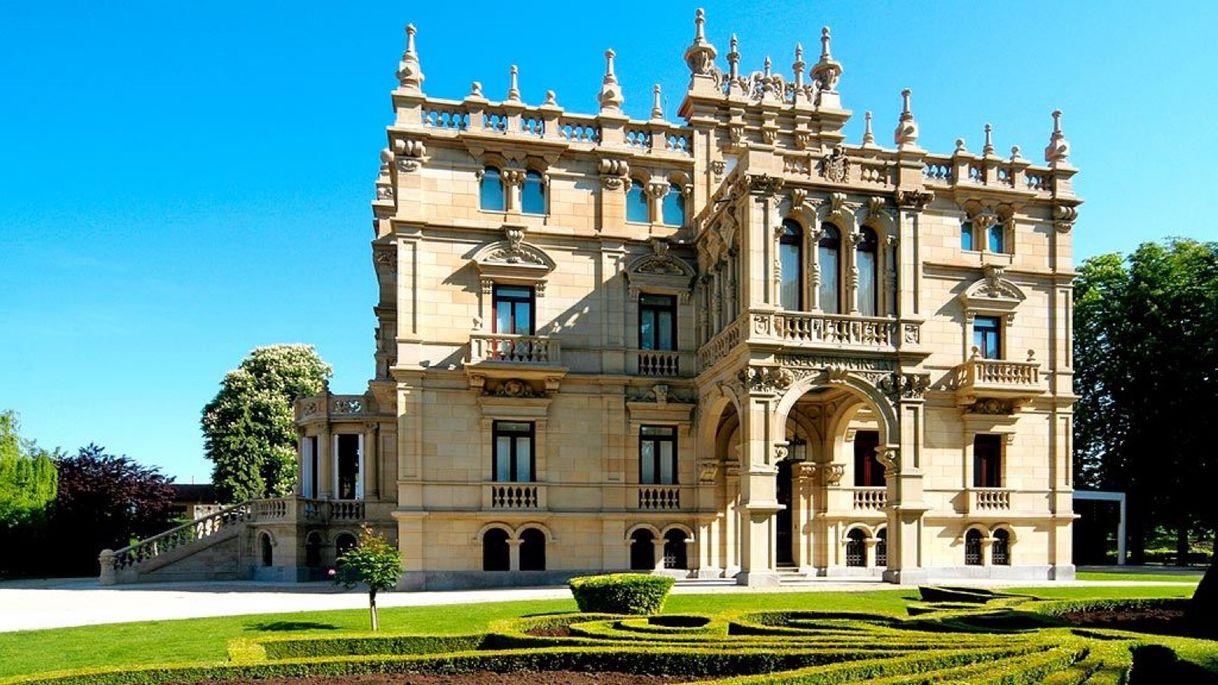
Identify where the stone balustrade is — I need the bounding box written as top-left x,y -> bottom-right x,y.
697,316 -> 743,370
851,487 -> 888,511
636,486 -> 682,510
954,357 -> 1044,405
487,483 -> 544,509
699,310 -> 914,371
469,333 -> 561,365
967,488 -> 1013,512
922,153 -> 1053,197
636,350 -> 682,377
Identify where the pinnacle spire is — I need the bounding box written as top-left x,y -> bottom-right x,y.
893,88 -> 920,149
598,49 -> 624,112
810,26 -> 843,94
506,65 -> 521,102
983,123 -> 994,156
863,111 -> 875,146
650,84 -> 664,120
1044,110 -> 1071,164
396,24 -> 424,93
683,8 -> 719,76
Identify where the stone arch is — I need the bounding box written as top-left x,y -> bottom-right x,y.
659,523 -> 696,541
474,522 -> 516,542
697,385 -> 744,475
514,521 -> 556,542
842,522 -> 875,541
988,522 -> 1016,544
773,371 -> 899,452
624,522 -> 663,541
258,530 -> 274,567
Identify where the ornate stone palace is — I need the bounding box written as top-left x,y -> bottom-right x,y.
101,12 -> 1081,587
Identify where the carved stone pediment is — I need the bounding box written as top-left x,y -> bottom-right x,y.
470,224 -> 557,287
624,239 -> 696,302
958,265 -> 1026,318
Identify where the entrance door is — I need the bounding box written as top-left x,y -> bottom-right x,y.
776,460 -> 794,566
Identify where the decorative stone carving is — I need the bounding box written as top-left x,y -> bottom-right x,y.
393,139 -> 426,172
737,365 -> 794,394
902,323 -> 920,344
626,384 -> 696,404
828,192 -> 847,214
963,398 -> 1016,415
598,158 -> 630,190
773,443 -> 789,464
373,244 -> 397,270
958,265 -> 1026,318
396,24 -> 424,93
820,146 -> 849,183
624,239 -> 696,303
875,446 -> 899,475
821,463 -> 845,485
697,458 -> 720,484
809,27 -> 842,93
710,160 -> 726,180
745,173 -> 784,195
683,9 -> 719,77
879,372 -> 930,401
333,398 -> 364,414
894,188 -> 933,209
1053,204 -> 1078,233
483,378 -> 547,398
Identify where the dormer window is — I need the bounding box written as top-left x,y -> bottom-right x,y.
480,166 -> 505,211
626,182 -> 649,222
521,170 -> 545,215
661,182 -> 685,226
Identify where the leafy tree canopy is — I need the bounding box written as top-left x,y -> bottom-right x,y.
202,344 -> 331,502
0,410 -> 58,528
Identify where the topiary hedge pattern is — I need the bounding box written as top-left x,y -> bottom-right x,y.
2,589 -> 1208,685
568,573 -> 675,615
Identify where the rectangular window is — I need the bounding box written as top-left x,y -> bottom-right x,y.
336,434 -> 361,500
973,316 -> 1001,359
638,294 -> 676,351
973,434 -> 1002,488
853,430 -> 885,487
303,436 -> 319,499
493,285 -> 534,335
960,220 -> 974,251
639,425 -> 677,484
493,421 -> 534,482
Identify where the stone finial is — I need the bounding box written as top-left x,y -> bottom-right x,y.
683,8 -> 719,76
598,49 -> 624,112
983,123 -> 994,156
955,138 -> 967,154
468,81 -> 484,99
1044,110 -> 1071,164
396,24 -> 424,93
1010,145 -> 1022,161
810,26 -> 843,92
650,84 -> 664,120
792,43 -> 805,91
543,90 -> 558,107
893,88 -> 920,148
506,65 -> 521,102
728,34 -> 740,78
862,110 -> 876,146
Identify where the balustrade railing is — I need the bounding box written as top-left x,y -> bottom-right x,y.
697,316 -> 743,370
421,107 -> 469,130
665,132 -> 691,153
490,484 -> 540,509
971,488 -> 1012,511
637,350 -> 680,377
558,119 -> 599,143
852,487 -> 887,511
519,115 -> 545,137
329,500 -> 366,521
625,129 -> 651,148
767,311 -> 897,348
469,333 -> 561,365
923,159 -> 952,182
960,358 -> 1040,387
637,486 -> 681,510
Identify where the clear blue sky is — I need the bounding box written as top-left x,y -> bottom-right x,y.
1,1 -> 1215,483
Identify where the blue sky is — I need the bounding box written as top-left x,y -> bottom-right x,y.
1,1 -> 1215,482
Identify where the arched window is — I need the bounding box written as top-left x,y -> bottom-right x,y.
480,167 -> 505,211
335,533 -> 357,559
305,532 -> 322,568
521,170 -> 545,215
626,182 -> 649,222
519,528 -> 546,571
482,528 -> 510,571
965,528 -> 983,566
853,430 -> 885,487
992,529 -> 1010,566
845,528 -> 867,567
987,221 -> 1005,253
960,220 -> 975,251
818,224 -> 841,314
778,219 -> 803,310
857,227 -> 878,316
259,532 -> 273,567
629,529 -> 655,570
661,183 -> 685,226
875,528 -> 888,567
663,530 -> 688,570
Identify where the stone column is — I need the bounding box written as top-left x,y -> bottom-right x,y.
318,426 -> 333,500
879,397 -> 930,585
981,535 -> 994,568
723,463 -> 740,577
793,462 -> 816,571
508,538 -> 522,572
652,539 -> 666,572
864,537 -> 878,568
736,395 -> 780,586
98,550 -> 116,585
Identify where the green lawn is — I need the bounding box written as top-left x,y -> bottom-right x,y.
1076,570 -> 1203,583
0,585 -> 1202,680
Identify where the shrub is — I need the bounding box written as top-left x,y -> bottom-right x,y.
568,573 -> 674,615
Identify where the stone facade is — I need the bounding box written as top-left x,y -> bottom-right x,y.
288,13 -> 1081,589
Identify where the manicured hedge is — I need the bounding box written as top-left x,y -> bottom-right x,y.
258,634 -> 487,659
568,573 -> 674,615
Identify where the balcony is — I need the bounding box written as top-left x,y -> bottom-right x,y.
633,350 -> 688,378
851,487 -> 887,512
636,485 -> 683,510
966,488 -> 1013,513
954,355 -> 1045,406
470,333 -> 561,366
483,483 -> 546,510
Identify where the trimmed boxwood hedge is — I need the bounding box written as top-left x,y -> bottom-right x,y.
568,573 -> 674,615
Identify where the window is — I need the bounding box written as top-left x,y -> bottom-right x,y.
626,182 -> 649,222
853,430 -> 885,487
629,529 -> 655,570
875,528 -> 888,567
493,285 -> 534,335
640,425 -> 677,485
639,294 -> 676,351
480,167 -> 505,211
661,183 -> 685,226
778,219 -> 803,310
973,434 -> 1003,488
964,528 -> 983,566
259,532 -> 273,567
521,170 -> 545,215
493,421 -> 535,482
973,316 -> 1001,359
845,528 -> 866,567
992,528 -> 1010,565
305,532 -> 322,568
519,528 -> 546,571
818,224 -> 841,313
336,434 -> 361,500
663,529 -> 688,569
482,528 -> 510,571
987,221 -> 1005,253
857,227 -> 878,316
302,436 -> 318,499
960,220 -> 975,251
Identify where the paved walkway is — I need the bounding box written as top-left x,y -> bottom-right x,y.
0,573 -> 1198,634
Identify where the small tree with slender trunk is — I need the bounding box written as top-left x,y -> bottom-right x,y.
333,525 -> 402,631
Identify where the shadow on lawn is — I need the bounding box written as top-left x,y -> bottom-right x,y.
247,621 -> 340,632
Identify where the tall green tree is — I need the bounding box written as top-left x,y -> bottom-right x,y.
1074,239 -> 1218,564
202,344 -> 331,502
0,410 -> 58,528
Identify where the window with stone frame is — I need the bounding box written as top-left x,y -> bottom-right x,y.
856,227 -> 879,316
965,528 -> 983,565
818,223 -> 842,313
639,425 -> 677,485
626,181 -> 649,222
778,219 -> 803,310
853,430 -> 885,487
973,434 -> 1003,488
480,166 -> 506,211
973,315 -> 1002,359
493,421 -> 535,482
521,170 -> 546,215
492,284 -> 534,335
638,294 -> 677,351
661,182 -> 685,226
